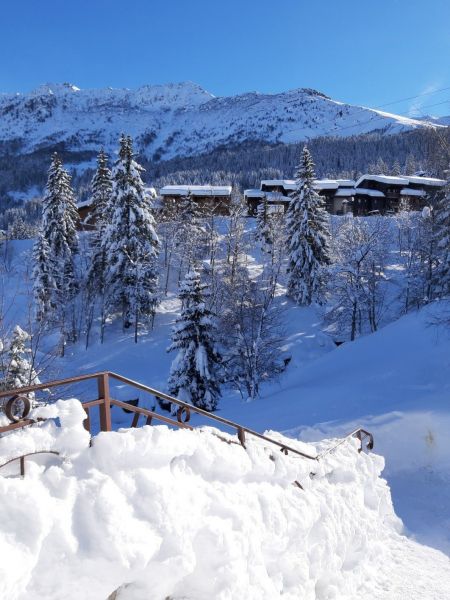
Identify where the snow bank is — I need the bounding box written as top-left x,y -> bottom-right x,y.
2,400 -> 450,599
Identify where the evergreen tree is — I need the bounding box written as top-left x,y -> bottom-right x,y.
90,149 -> 113,228
32,233 -> 55,322
375,157 -> 389,174
103,135 -> 160,339
86,150 -> 113,344
0,325 -> 40,403
405,154 -> 417,175
433,175 -> 450,297
286,147 -> 331,305
167,270 -> 221,411
34,153 -> 79,341
392,159 -> 402,176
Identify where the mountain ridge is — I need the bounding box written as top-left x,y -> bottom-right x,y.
0,82 -> 444,165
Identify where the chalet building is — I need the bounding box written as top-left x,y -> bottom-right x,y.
159,185 -> 233,215
245,175 -> 446,216
77,187 -> 157,230
245,179 -> 355,215
352,175 -> 446,215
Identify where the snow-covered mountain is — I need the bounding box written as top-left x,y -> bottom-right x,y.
0,81 -> 442,162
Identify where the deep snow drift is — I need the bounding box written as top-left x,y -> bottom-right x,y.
1,400 -> 450,600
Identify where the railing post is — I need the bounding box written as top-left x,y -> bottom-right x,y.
83,406 -> 91,434
237,427 -> 246,448
98,373 -> 112,432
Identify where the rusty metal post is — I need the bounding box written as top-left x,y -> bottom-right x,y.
97,373 -> 112,432
237,427 -> 246,448
83,406 -> 91,433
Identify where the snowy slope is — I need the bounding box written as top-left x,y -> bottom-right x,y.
0,82 -> 440,162
2,399 -> 450,600
3,230 -> 450,559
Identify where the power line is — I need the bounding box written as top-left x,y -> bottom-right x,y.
370,85 -> 450,111
283,97 -> 450,139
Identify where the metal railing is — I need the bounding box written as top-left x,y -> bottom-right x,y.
0,371 -> 373,462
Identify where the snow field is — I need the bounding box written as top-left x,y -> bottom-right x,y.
2,400 -> 450,599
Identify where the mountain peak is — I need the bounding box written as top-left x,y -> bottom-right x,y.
29,82 -> 81,96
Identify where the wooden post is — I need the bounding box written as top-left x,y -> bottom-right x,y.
98,373 -> 112,432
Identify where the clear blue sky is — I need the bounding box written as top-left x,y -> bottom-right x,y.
2,0 -> 449,116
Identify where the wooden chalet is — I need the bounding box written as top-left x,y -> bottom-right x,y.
159,185 -> 233,215
245,179 -> 355,216
352,175 -> 446,215
246,174 -> 447,216
77,187 -> 157,230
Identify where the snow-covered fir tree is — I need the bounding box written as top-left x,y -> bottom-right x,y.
32,233 -> 55,322
0,325 -> 40,403
103,135 -> 160,339
433,174 -> 450,298
391,159 -> 402,176
86,149 -> 113,344
286,146 -> 331,305
167,270 -> 221,411
34,153 -> 79,342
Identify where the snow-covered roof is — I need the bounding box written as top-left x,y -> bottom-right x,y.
160,185 -> 232,197
406,176 -> 446,187
244,188 -> 265,198
260,179 -> 296,190
400,188 -> 426,197
265,192 -> 290,203
354,188 -> 385,197
355,174 -> 446,189
313,180 -> 339,191
334,188 -> 356,197
313,179 -> 355,191
355,175 -> 407,187
335,179 -> 356,187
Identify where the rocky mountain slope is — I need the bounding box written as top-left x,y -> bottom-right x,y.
0,81 -> 441,163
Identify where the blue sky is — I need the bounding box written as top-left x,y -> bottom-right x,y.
1,0 -> 449,116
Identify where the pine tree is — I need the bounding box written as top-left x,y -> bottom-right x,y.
405,154 -> 417,175
433,175 -> 450,297
167,270 -> 221,411
34,153 -> 79,341
103,135 -> 160,339
90,149 -> 113,229
0,326 -> 40,404
32,233 -> 55,322
86,150 -> 113,344
392,159 -> 402,176
286,147 -> 331,305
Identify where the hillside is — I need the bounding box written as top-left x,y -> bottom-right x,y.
2,399 -> 450,599
0,82 -> 439,164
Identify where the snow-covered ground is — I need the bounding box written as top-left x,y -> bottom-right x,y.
0,82 -> 439,165
2,400 -> 450,600
2,224 -> 450,596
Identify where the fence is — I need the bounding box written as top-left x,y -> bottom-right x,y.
0,371 -> 374,462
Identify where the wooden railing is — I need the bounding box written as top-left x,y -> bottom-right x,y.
0,371 -> 374,461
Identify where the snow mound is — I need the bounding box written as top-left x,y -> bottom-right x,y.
1,400 -> 450,599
